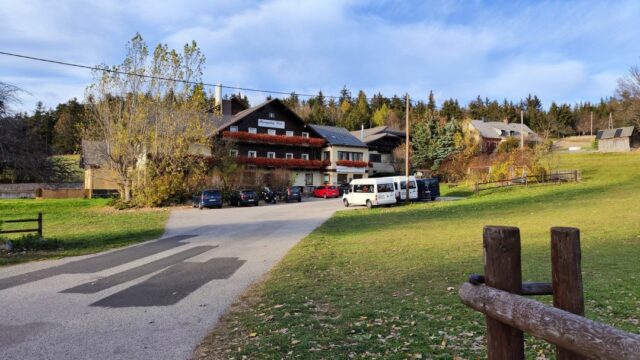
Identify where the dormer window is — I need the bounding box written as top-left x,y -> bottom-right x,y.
249,127 -> 257,134
302,132 -> 309,138
230,126 -> 238,132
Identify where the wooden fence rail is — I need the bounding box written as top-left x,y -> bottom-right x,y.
474,169 -> 581,194
459,225 -> 640,360
0,212 -> 42,238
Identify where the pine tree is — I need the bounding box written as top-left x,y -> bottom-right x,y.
427,90 -> 436,112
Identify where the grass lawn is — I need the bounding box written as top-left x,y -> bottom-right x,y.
197,152 -> 640,359
0,198 -> 168,267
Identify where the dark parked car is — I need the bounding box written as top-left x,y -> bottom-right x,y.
229,189 -> 259,206
281,187 -> 302,203
192,189 -> 223,209
415,179 -> 432,201
338,183 -> 350,196
420,178 -> 440,201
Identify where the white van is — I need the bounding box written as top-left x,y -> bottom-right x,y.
387,176 -> 418,201
342,178 -> 397,208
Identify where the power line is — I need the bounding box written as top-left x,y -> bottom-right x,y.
0,50 -> 424,104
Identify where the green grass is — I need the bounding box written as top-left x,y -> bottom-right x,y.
0,198 -> 168,266
199,152 -> 640,359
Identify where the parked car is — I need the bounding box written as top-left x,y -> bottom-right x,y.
313,185 -> 340,199
229,189 -> 259,206
338,183 -> 350,196
415,179 -> 431,201
281,187 -> 302,203
192,189 -> 223,209
424,177 -> 440,200
342,178 -> 396,208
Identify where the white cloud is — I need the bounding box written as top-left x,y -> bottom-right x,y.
1,0 -> 639,112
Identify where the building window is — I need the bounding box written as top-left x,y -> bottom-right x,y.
230,149 -> 239,157
230,126 -> 238,132
248,127 -> 257,134
268,129 -> 276,135
301,153 -> 309,160
338,151 -> 363,161
323,173 -> 330,184
286,130 -> 294,137
301,132 -> 309,138
285,153 -> 293,159
267,152 -> 276,159
369,153 -> 381,163
248,150 -> 257,158
323,151 -> 330,161
305,173 -> 313,185
269,112 -> 276,119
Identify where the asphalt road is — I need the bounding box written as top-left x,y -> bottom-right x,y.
0,198 -> 345,360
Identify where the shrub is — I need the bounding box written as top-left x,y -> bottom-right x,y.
497,137 -> 520,153
1,234 -> 62,252
592,139 -> 598,150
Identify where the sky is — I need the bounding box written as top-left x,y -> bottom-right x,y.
1,0 -> 639,113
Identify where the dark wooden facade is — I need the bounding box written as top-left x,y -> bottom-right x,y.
217,99 -> 324,167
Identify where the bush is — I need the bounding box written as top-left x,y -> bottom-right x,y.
592,139 -> 598,150
497,137 -> 520,153
1,234 -> 62,252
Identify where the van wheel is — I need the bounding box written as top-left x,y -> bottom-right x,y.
343,199 -> 349,207
366,200 -> 372,209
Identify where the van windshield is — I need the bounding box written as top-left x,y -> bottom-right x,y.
377,183 -> 394,193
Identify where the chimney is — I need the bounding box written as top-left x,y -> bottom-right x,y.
360,124 -> 364,141
214,84 -> 222,107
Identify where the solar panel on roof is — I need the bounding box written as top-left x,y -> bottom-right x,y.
614,129 -> 623,138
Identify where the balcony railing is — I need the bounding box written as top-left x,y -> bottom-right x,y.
222,131 -> 326,147
335,160 -> 371,168
236,156 -> 330,169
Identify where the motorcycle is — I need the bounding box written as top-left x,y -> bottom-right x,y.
260,188 -> 278,204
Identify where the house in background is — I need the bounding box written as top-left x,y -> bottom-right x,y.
80,140 -> 120,198
596,126 -> 640,152
351,126 -> 406,177
310,125 -> 369,185
468,120 -> 540,153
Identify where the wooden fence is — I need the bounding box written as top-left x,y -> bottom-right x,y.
0,212 -> 43,238
458,226 -> 640,359
474,169 -> 581,194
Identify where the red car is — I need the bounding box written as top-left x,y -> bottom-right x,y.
313,185 -> 340,199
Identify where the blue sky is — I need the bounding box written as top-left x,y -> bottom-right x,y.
1,0 -> 639,113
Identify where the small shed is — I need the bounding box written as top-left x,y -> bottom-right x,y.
595,126 -> 640,152
80,140 -> 120,197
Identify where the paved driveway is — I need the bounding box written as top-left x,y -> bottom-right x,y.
0,198 -> 345,360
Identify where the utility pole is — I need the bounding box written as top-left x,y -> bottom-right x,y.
520,110 -> 524,149
590,111 -> 593,136
405,94 -> 410,203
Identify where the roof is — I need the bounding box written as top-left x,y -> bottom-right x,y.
215,98 -> 303,133
596,126 -> 634,140
81,140 -> 108,167
470,120 -> 540,141
309,125 -> 368,148
350,126 -> 406,144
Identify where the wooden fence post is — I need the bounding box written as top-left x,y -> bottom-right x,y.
483,226 -> 525,360
37,212 -> 42,239
551,227 -> 585,360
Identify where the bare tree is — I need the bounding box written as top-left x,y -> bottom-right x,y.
0,81 -> 23,117
616,65 -> 640,128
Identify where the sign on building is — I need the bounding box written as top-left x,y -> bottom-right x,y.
258,119 -> 285,129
